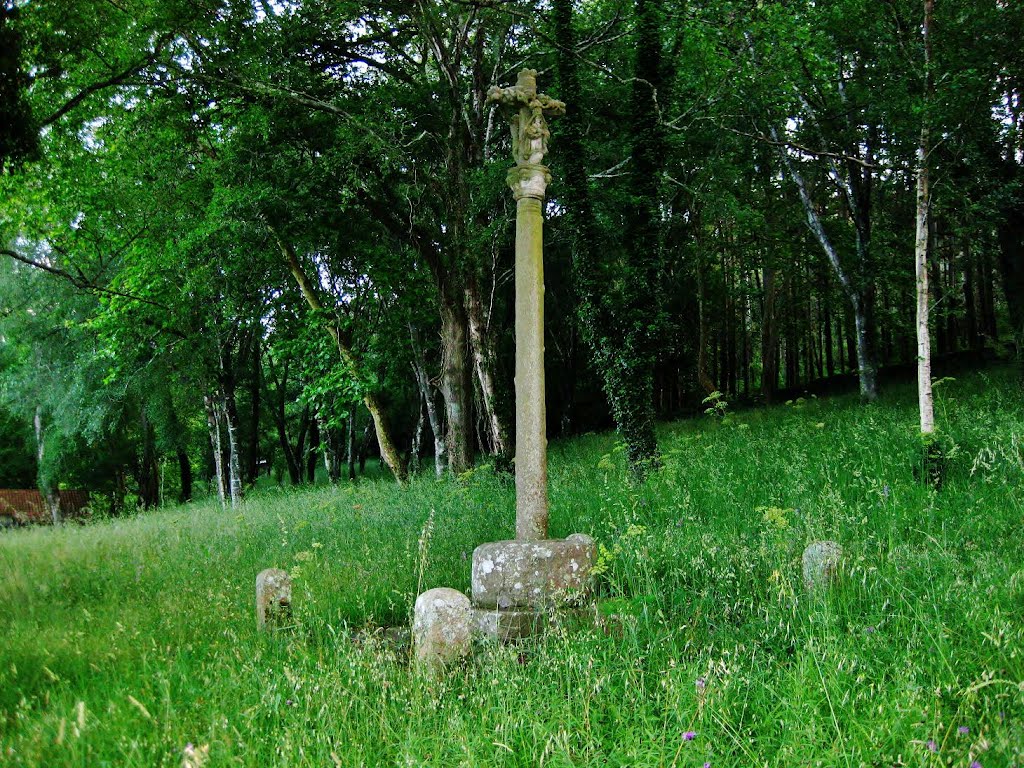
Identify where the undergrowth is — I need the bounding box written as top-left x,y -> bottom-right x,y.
0,367 -> 1022,766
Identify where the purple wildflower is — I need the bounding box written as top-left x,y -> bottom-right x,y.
927,740 -> 938,753
970,762 -> 981,768
683,731 -> 697,741
958,726 -> 969,735
704,763 -> 711,768
696,677 -> 706,691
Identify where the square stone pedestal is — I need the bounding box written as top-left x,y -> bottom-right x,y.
470,533 -> 597,642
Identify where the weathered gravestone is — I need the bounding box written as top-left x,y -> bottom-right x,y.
802,540 -> 843,592
256,568 -> 292,630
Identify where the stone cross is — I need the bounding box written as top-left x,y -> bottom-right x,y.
487,70 -> 565,542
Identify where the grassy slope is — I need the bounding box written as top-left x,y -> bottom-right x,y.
0,368 -> 1022,767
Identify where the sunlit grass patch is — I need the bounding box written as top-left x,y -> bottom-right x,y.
1,367 -> 1022,765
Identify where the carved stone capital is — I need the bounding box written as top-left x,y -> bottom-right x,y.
507,164 -> 551,201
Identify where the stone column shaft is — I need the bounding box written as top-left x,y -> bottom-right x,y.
514,192 -> 548,540
488,69 -> 564,543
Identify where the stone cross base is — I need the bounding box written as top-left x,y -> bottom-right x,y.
470,533 -> 597,642
412,534 -> 598,667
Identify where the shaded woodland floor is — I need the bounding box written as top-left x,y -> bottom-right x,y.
1,367 -> 1022,766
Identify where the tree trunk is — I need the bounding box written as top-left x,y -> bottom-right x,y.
34,405 -> 60,525
980,248 -> 998,341
222,386 -> 243,507
554,0 -> 661,477
761,266 -> 779,400
697,256 -> 716,395
410,399 -> 425,475
204,393 -> 227,506
998,195 -> 1024,357
439,296 -> 474,474
246,347 -> 262,485
306,416 -> 319,483
359,418 -> 372,475
465,274 -> 511,464
268,356 -> 302,485
138,410 -> 159,509
274,228 -> 408,483
320,417 -> 341,484
177,449 -> 192,503
347,403 -> 357,481
823,286 -> 835,378
964,244 -> 980,352
750,32 -> 879,401
410,325 -> 447,477
916,0 -> 935,436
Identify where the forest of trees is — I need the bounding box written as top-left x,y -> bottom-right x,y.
0,0 -> 1021,516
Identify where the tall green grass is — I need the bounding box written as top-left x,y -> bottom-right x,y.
1,368 -> 1022,766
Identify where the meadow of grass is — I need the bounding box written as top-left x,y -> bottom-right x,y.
1,367 -> 1022,767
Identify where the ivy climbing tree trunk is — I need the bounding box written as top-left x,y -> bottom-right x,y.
554,0 -> 662,478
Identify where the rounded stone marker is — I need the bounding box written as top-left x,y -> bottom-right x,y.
802,541 -> 843,591
256,568 -> 292,630
413,588 -> 473,669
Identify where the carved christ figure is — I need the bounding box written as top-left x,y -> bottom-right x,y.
487,69 -> 566,167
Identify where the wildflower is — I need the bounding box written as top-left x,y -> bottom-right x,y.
683,731 -> 697,741
704,763 -> 711,768
970,762 -> 982,768
958,726 -> 970,735
927,740 -> 938,753
182,743 -> 210,768
865,626 -> 876,634
695,678 -> 706,691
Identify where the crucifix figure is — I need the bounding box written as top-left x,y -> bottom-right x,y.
488,69 -> 566,169
487,69 -> 565,541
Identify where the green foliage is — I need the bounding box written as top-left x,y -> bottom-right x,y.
1,368 -> 1022,765
0,4 -> 38,170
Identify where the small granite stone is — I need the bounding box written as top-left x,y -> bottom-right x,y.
413,588 -> 473,669
802,541 -> 843,591
256,568 -> 292,630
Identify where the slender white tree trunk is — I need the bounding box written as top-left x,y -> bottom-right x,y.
34,405 -> 60,525
916,0 -> 935,436
204,394 -> 227,507
224,399 -> 243,508
410,324 -> 447,477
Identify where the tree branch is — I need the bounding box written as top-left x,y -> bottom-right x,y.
1,248 -> 171,311
724,126 -> 875,168
39,33 -> 175,128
